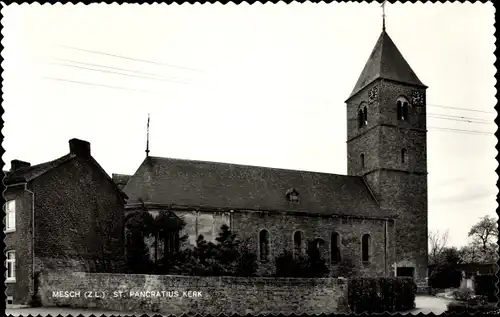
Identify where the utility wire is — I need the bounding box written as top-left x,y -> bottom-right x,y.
429,126 -> 494,135
58,45 -> 204,73
428,116 -> 493,125
43,77 -> 165,95
427,112 -> 491,123
427,104 -> 495,114
52,58 -> 191,82
49,62 -> 191,85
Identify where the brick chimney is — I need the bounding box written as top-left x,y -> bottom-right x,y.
69,138 -> 91,157
10,160 -> 31,171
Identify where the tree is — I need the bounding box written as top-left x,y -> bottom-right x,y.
467,216 -> 499,263
428,246 -> 463,289
167,225 -> 258,277
428,229 -> 449,265
125,211 -> 154,273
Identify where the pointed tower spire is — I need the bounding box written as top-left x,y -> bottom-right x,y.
146,113 -> 150,157
346,30 -> 427,100
381,0 -> 387,31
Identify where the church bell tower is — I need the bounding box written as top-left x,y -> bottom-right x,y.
345,28 -> 428,285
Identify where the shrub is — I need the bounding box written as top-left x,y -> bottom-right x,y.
446,301 -> 499,314
453,288 -> 474,302
348,277 -> 416,313
274,248 -> 329,278
475,274 -> 497,303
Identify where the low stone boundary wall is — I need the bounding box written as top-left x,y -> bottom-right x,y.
38,272 -> 349,315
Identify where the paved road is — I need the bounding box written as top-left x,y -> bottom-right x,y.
6,295 -> 452,316
6,307 -> 146,316
405,295 -> 452,315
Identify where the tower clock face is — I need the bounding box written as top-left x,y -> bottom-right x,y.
368,86 -> 378,104
412,90 -> 425,106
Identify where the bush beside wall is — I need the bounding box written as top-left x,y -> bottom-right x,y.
348,277 -> 416,313
446,301 -> 499,314
475,274 -> 497,303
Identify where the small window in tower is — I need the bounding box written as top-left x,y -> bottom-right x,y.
360,154 -> 365,169
402,102 -> 409,121
362,234 -> 371,262
397,97 -> 410,121
358,109 -> 363,128
401,148 -> 407,164
363,107 -> 368,126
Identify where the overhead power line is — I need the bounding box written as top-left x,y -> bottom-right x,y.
52,58 -> 191,82
429,126 -> 495,135
43,77 -> 164,95
427,104 -> 495,114
58,45 -> 204,73
49,62 -> 191,85
427,112 -> 491,123
428,115 -> 493,125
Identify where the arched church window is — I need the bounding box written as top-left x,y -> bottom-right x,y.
331,232 -> 341,264
397,97 -> 410,121
360,154 -> 365,169
259,229 -> 270,262
293,231 -> 304,257
358,109 -> 364,128
362,234 -> 371,262
402,102 -> 409,121
401,148 -> 407,164
309,238 -> 326,259
363,106 -> 368,126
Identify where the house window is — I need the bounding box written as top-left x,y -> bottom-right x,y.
362,234 -> 371,262
331,232 -> 341,264
360,154 -> 365,169
5,200 -> 16,232
293,231 -> 304,257
259,229 -> 270,262
6,250 -> 16,282
401,148 -> 407,164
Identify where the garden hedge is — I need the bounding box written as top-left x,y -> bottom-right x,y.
348,277 -> 417,313
446,301 -> 499,314
475,274 -> 497,303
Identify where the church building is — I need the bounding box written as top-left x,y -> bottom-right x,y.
120,26 -> 428,287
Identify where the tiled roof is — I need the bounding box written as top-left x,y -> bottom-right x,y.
348,30 -> 427,99
4,154 -> 76,185
123,156 -> 392,218
4,153 -> 128,200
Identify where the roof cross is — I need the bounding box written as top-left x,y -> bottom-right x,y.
381,0 -> 387,31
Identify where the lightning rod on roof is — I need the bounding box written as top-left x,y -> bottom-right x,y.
146,113 -> 150,157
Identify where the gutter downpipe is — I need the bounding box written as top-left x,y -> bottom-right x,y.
24,184 -> 35,299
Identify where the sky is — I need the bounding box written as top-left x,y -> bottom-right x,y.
2,2 -> 497,248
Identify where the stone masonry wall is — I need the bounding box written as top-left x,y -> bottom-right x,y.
232,211 -> 393,277
38,272 -> 349,315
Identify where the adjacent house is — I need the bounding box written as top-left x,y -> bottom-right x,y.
4,138 -> 127,306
